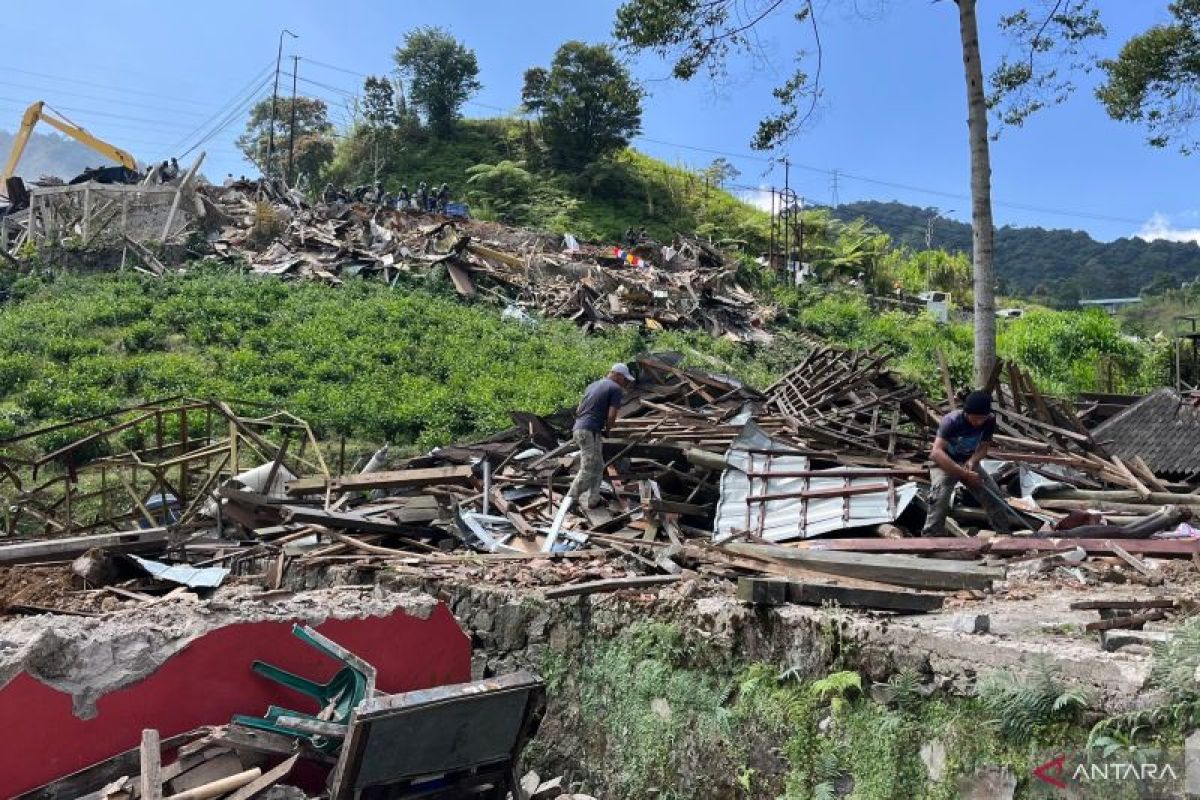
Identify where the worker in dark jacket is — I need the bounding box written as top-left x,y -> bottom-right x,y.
416,182 -> 429,212
922,390 -> 1012,535
437,183 -> 450,212
397,184 -> 411,209
567,364 -> 634,509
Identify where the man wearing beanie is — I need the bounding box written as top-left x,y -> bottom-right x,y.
922,389 -> 1012,536
567,363 -> 634,509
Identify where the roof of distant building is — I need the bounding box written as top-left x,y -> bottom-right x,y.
1091,387 -> 1200,477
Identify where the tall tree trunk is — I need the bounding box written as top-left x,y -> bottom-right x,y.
956,0 -> 997,388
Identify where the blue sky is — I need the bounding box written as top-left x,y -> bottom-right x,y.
0,1 -> 1192,242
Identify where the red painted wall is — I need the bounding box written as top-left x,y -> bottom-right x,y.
1,604 -> 471,797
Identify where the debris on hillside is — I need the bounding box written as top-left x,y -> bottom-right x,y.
201,182 -> 773,341
2,339 -> 1198,623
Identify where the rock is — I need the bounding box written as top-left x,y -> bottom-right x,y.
72,548 -> 120,586
99,595 -> 120,613
956,765 -> 1016,800
951,613 -> 990,635
258,787 -> 308,800
1102,629 -> 1172,653
520,771 -> 541,798
921,739 -> 947,783
532,776 -> 564,798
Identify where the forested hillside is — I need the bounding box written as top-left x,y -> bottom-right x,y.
835,200 -> 1200,304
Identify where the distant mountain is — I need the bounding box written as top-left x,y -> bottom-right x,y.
0,129 -> 106,181
833,200 -> 1200,303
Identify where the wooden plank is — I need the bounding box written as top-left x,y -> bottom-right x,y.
1107,540 -> 1159,581
795,537 -> 986,554
279,506 -> 422,536
543,575 -> 680,599
723,542 -> 1004,591
224,755 -> 299,800
987,537 -> 1200,557
1130,456 -> 1170,494
647,498 -> 712,516
445,261 -> 477,298
164,767 -> 261,800
1084,608 -> 1169,632
15,729 -> 209,800
1070,598 -> 1175,611
0,527 -> 170,565
736,576 -> 788,605
737,575 -> 943,612
286,466 -> 474,495
788,581 -> 943,613
936,349 -> 956,409
140,729 -> 163,800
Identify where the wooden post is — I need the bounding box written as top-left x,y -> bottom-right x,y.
119,193 -> 129,270
160,152 -> 205,241
140,729 -> 162,800
81,184 -> 92,243
179,407 -> 189,505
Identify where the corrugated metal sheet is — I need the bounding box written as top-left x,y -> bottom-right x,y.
714,422 -> 918,543
128,555 -> 229,589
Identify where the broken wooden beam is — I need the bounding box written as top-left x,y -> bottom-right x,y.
285,466 -> 474,496
1084,608 -> 1169,633
0,526 -> 170,565
723,542 -> 1004,591
543,575 -> 680,599
278,506 -> 427,536
737,576 -> 943,613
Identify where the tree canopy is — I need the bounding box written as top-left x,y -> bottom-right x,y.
1098,0 -> 1200,153
394,26 -> 482,136
522,41 -> 643,170
236,96 -> 335,185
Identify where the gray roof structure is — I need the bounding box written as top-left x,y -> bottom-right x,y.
1091,388 -> 1200,478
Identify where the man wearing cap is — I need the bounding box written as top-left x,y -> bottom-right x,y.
567,364 -> 634,509
922,390 -> 1012,536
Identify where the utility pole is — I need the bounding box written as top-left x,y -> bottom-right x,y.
782,157 -> 792,277
287,55 -> 299,186
266,28 -> 298,178
830,169 -> 840,209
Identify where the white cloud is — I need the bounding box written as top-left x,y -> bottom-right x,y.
1136,212 -> 1200,244
737,184 -> 775,212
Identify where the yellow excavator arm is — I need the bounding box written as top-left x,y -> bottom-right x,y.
2,101 -> 137,183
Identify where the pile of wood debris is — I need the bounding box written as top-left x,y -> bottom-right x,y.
3,341 -> 1200,623
199,181 -> 772,342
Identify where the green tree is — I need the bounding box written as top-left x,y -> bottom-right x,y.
1098,0 -> 1200,153
236,96 -> 335,183
394,26 -> 482,137
702,157 -> 740,189
522,41 -> 643,170
362,76 -> 399,129
613,0 -> 1105,386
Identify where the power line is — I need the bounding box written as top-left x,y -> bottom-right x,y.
0,78 -> 211,120
634,134 -> 1146,226
0,65 -> 222,109
180,80 -> 274,159
172,64 -> 275,155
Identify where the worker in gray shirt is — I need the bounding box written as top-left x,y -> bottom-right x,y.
567,363 -> 634,509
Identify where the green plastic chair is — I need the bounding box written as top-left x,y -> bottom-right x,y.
232,624 -> 378,754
